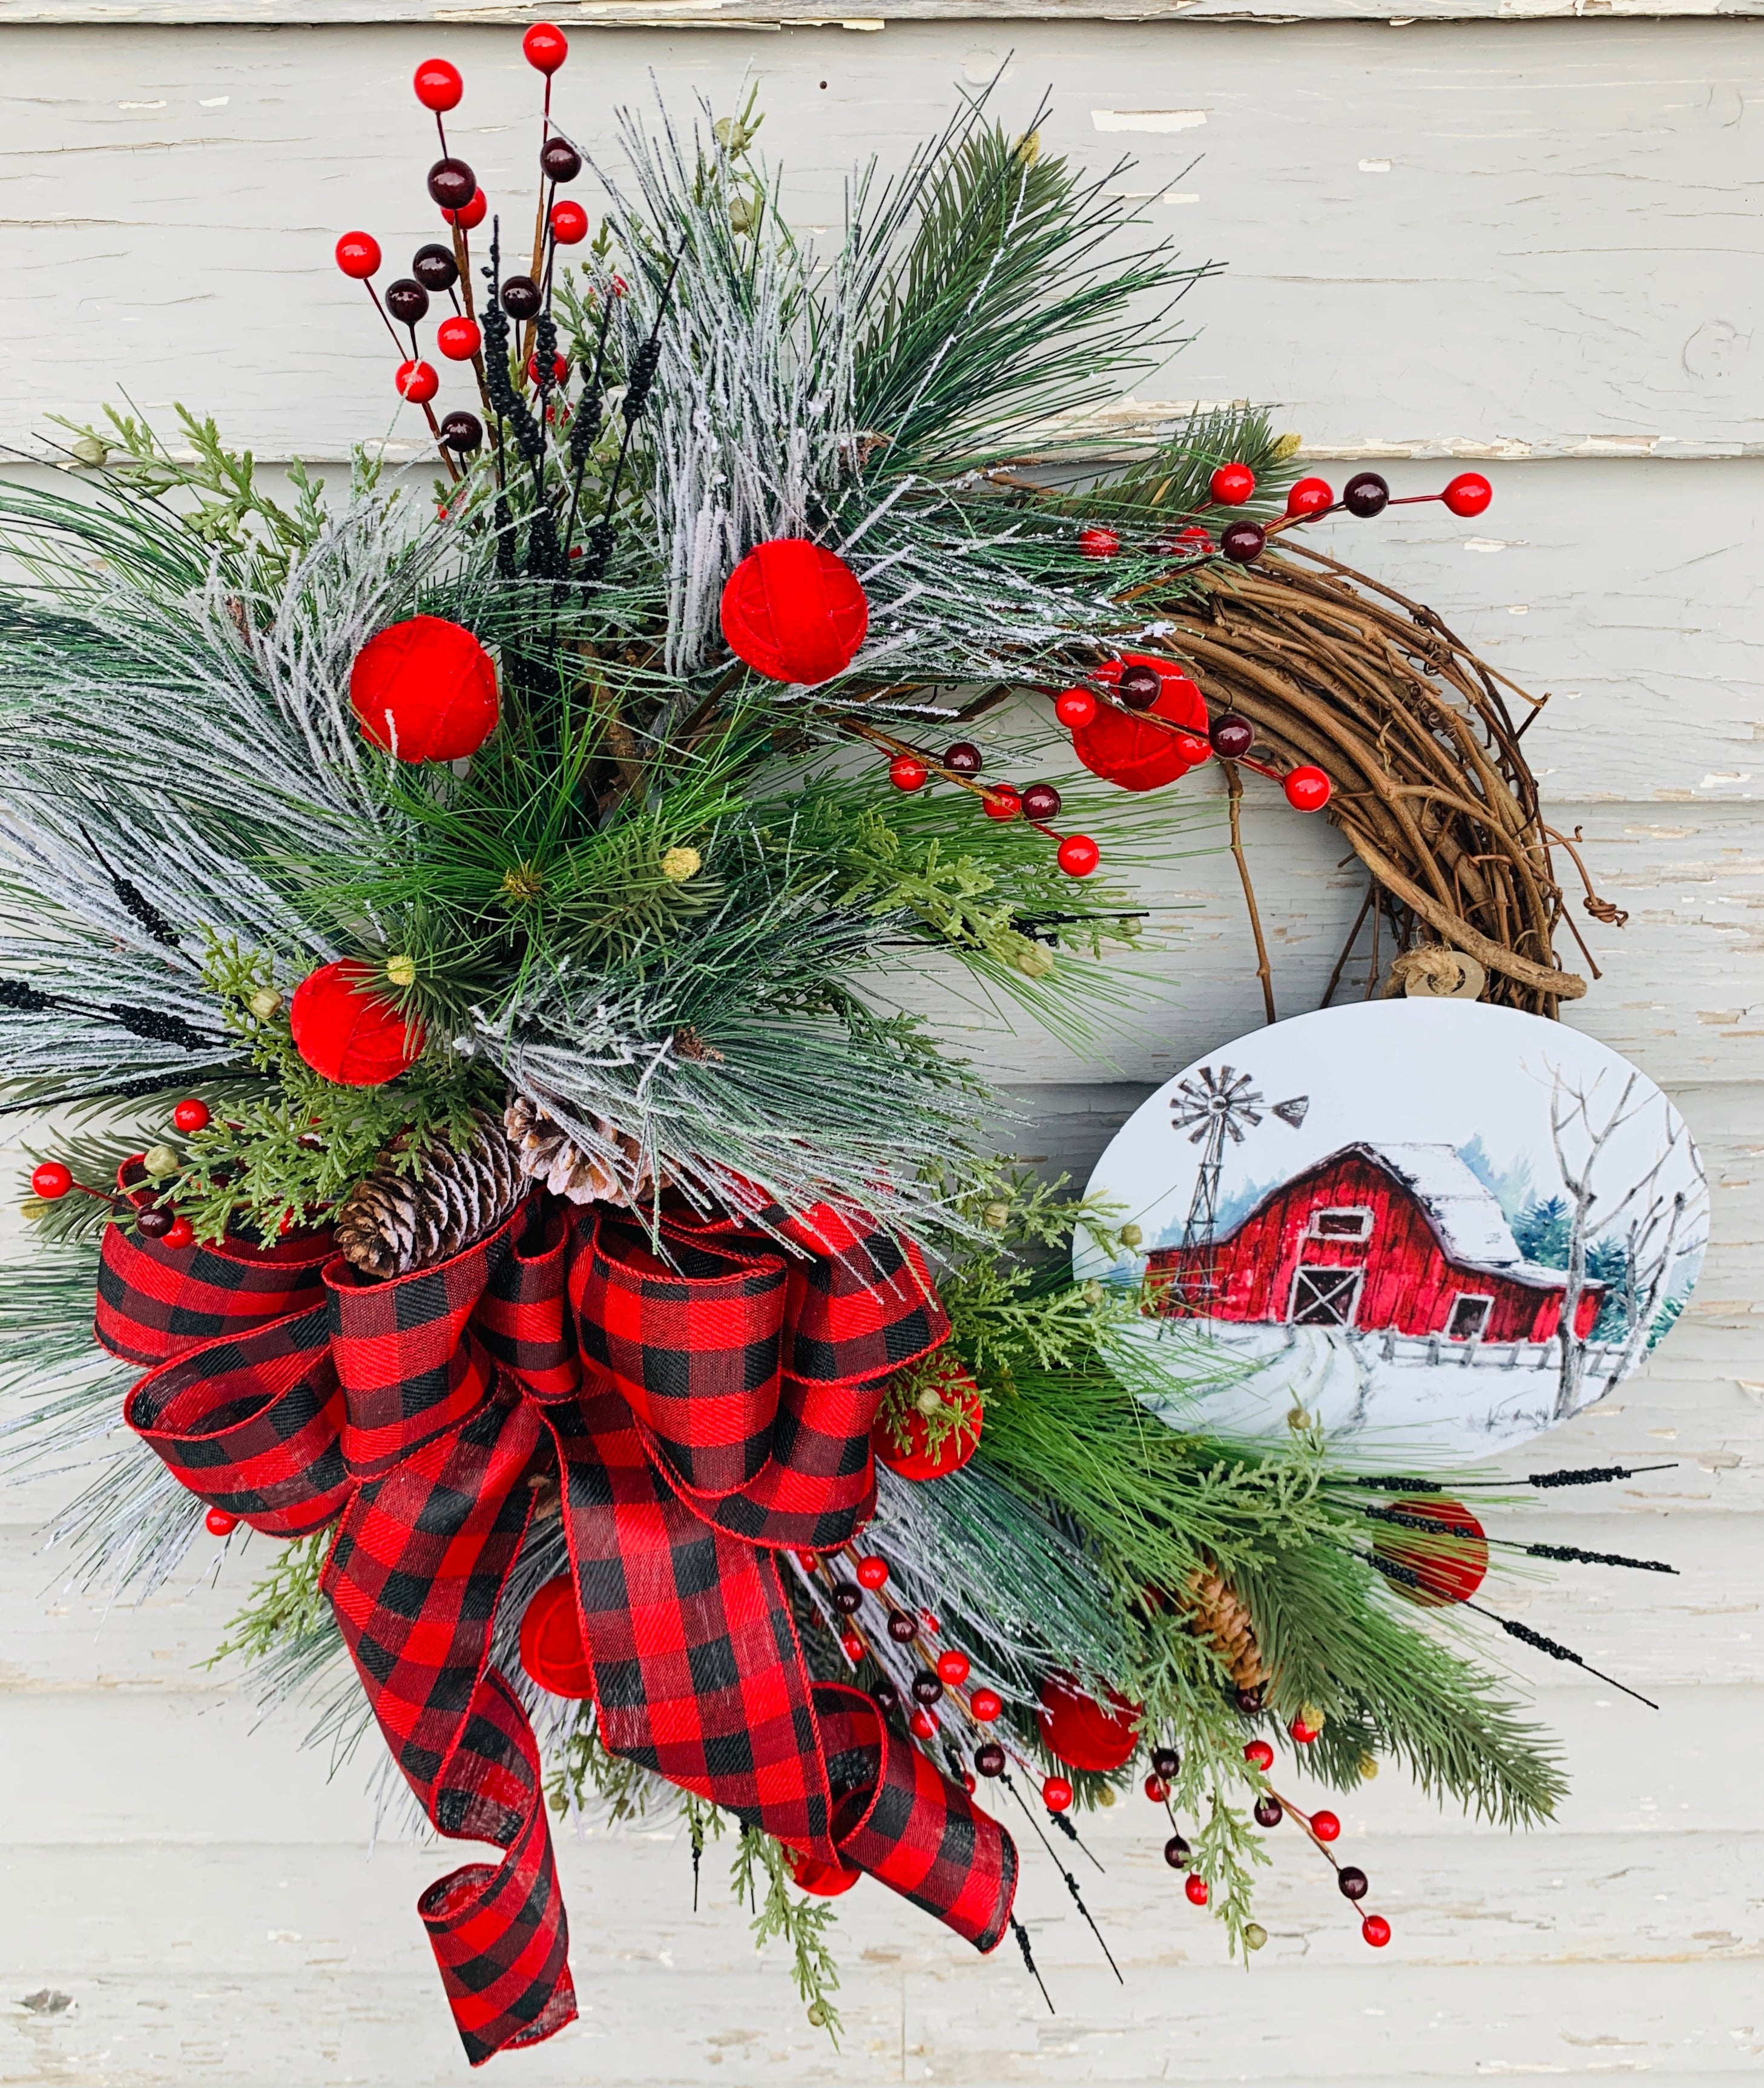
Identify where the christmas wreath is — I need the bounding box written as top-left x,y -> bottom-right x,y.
0,40 -> 1664,2064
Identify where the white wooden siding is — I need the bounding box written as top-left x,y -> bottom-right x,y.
1,13 -> 1760,2084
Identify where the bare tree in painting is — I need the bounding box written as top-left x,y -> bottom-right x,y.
1547,1062 -> 1703,1420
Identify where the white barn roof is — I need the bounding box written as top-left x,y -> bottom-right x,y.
1340,1142 -> 1571,1290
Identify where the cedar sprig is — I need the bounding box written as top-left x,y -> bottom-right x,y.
731,1829 -> 843,2043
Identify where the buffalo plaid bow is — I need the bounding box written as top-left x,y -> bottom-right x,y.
100,1191 -> 1018,2065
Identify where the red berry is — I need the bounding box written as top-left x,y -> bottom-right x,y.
1057,834 -> 1100,879
889,755 -> 928,792
963,1771 -> 977,1794
1020,782 -> 1062,822
204,1507 -> 239,1536
1053,687 -> 1097,729
527,352 -> 570,387
795,1550 -> 821,1571
395,360 -> 439,404
1244,1739 -> 1275,1771
172,1098 -> 211,1133
1210,463 -> 1256,506
840,1633 -> 864,1663
1362,1914 -> 1392,1948
943,740 -> 982,775
1042,1776 -> 1073,1813
1289,1717 -> 1323,1744
936,1649 -> 970,1687
1079,526 -> 1120,559
523,21 -> 569,72
30,1162 -> 73,1200
442,189 -> 487,231
334,231 -> 382,280
163,1217 -> 196,1250
982,785 -> 1021,822
1311,1810 -> 1341,1842
1144,1773 -> 1168,1802
413,58 -> 463,113
1283,766 -> 1331,814
910,1707 -> 938,1741
436,316 -> 481,363
1209,714 -> 1254,760
1170,729 -> 1213,765
1175,525 -> 1213,549
1185,1872 -> 1209,1906
855,1555 -> 889,1590
970,1687 -> 1002,1724
550,199 -> 589,245
1443,470 -> 1493,518
1286,475 -> 1334,518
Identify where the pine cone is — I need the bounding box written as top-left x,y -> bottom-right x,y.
334,1110 -> 525,1279
503,1093 -> 666,1208
1183,1567 -> 1269,1691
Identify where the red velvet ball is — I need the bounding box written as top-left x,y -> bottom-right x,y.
289,961 -> 425,1087
1071,653 -> 1207,792
1443,470 -> 1493,518
550,199 -> 589,245
889,755 -> 928,792
395,359 -> 439,404
872,1359 -> 983,1481
350,615 -> 499,763
1286,475 -> 1334,519
413,58 -> 463,113
1057,834 -> 1100,879
789,1849 -> 862,1897
1078,527 -> 1120,560
205,1507 -> 239,1536
1210,462 -> 1256,506
1374,1495 -> 1489,1606
173,1098 -> 211,1133
720,538 -> 869,685
522,22 -> 569,73
443,189 -> 487,231
30,1161 -> 72,1200
1283,765 -> 1332,813
335,231 -> 381,280
1036,1671 -> 1142,1773
519,1576 -> 595,1697
1053,687 -> 1097,729
436,316 -> 481,363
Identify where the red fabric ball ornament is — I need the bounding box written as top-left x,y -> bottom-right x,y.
1036,1671 -> 1142,1773
789,1849 -> 862,1897
350,615 -> 499,763
872,1359 -> 983,1481
289,961 -> 425,1088
523,22 -> 569,73
1311,1810 -> 1341,1842
1042,1776 -> 1074,1812
981,784 -> 1021,823
1374,1495 -> 1490,1607
1283,765 -> 1332,812
1053,687 -> 1097,729
1362,1914 -> 1392,1948
436,316 -> 481,362
1184,1872 -> 1209,1906
413,58 -> 464,113
30,1162 -> 73,1200
395,359 -> 439,404
205,1507 -> 239,1536
936,1650 -> 971,1687
173,1098 -> 211,1133
163,1217 -> 196,1250
335,231 -> 381,280
443,189 -> 487,231
720,539 -> 869,685
1244,1738 -> 1275,1771
856,1555 -> 889,1590
1210,463 -> 1256,506
1286,475 -> 1335,519
519,1576 -> 594,1697
1078,527 -> 1121,560
889,755 -> 929,792
970,1688 -> 1002,1724
1056,834 -> 1100,879
550,200 -> 589,245
1071,653 -> 1207,793
1443,470 -> 1493,518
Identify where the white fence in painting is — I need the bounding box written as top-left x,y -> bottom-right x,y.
1363,1328 -> 1627,1374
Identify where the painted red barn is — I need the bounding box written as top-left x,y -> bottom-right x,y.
1145,1141 -> 1604,1345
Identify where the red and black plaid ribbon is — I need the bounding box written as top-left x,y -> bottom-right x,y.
101,1190 -> 1016,2064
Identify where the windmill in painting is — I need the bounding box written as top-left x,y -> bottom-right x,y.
1163,1065 -> 1309,1312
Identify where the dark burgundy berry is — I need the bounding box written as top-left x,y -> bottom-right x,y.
1210,714 -> 1255,760
872,1679 -> 901,1714
501,275 -> 542,320
1338,1865 -> 1370,1900
1162,1834 -> 1191,1869
1254,1795 -> 1283,1828
412,242 -> 459,292
975,1742 -> 1006,1778
385,278 -> 429,325
1342,472 -> 1390,519
427,157 -> 477,212
1234,1684 -> 1266,1714
1021,782 -> 1062,822
1151,1747 -> 1180,1780
911,1668 -> 944,1706
1117,663 -> 1162,711
539,136 -> 582,183
1220,521 -> 1266,565
136,1204 -> 176,1240
887,1612 -> 917,1643
439,410 -> 484,453
943,741 -> 982,775
832,1580 -> 863,1615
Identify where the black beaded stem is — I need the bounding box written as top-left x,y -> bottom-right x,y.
1010,1916 -> 1055,2015
1363,1503 -> 1677,1575
109,1004 -> 223,1053
1044,1802 -> 1106,1876
574,251 -> 681,587
0,978 -> 55,1012
1349,1463 -> 1678,1492
77,824 -> 179,946
997,1769 -> 1124,1984
561,292 -> 616,550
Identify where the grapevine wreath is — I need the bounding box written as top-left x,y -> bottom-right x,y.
0,41 -> 1663,2064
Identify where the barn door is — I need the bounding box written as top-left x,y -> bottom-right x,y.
1288,1265 -> 1364,1328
